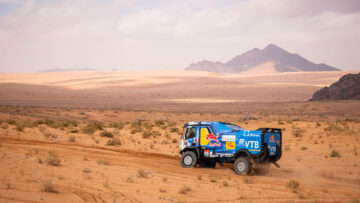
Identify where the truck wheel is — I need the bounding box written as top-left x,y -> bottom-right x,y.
234,157 -> 251,175
181,151 -> 197,168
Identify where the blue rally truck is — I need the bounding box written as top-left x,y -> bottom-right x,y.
179,121 -> 282,175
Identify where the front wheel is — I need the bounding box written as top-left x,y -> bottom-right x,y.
234,157 -> 251,175
181,151 -> 197,168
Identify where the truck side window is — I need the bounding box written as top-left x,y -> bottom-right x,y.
185,127 -> 196,139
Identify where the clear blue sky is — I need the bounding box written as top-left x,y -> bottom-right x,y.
0,0 -> 359,72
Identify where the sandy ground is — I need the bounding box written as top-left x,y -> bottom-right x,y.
0,70 -> 359,202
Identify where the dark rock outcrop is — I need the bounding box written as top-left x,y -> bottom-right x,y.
312,73 -> 360,100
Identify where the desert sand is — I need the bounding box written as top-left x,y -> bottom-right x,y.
0,70 -> 359,202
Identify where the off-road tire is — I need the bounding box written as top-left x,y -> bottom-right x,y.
181,151 -> 197,168
234,157 -> 251,175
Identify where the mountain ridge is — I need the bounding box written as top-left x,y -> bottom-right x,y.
186,44 -> 340,73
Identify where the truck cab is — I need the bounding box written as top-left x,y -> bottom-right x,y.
179,121 -> 282,175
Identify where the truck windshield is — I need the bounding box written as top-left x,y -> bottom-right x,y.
224,124 -> 243,131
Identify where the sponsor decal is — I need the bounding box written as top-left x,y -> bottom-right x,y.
206,133 -> 221,147
243,130 -> 261,137
222,135 -> 236,142
238,139 -> 259,149
269,135 -> 275,142
204,150 -> 210,156
226,142 -> 236,150
249,149 -> 261,152
269,147 -> 276,152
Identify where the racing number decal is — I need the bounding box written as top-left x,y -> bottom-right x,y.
226,142 -> 235,150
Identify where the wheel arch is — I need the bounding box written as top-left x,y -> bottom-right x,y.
181,147 -> 200,158
234,149 -> 252,160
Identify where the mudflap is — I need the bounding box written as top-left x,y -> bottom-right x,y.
271,161 -> 280,168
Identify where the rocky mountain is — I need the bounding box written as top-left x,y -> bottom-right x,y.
312,73 -> 360,100
186,44 -> 340,73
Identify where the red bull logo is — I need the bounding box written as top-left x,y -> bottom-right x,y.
206,134 -> 219,142
206,134 -> 221,146
269,135 -> 275,142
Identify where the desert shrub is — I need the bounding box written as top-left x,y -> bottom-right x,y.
41,180 -> 58,193
286,179 -> 300,192
222,180 -> 229,187
154,120 -> 165,126
46,154 -> 61,166
43,132 -> 56,139
278,120 -> 285,125
243,176 -> 254,184
292,128 -> 305,137
161,140 -> 169,145
324,123 -> 342,132
126,176 -> 134,183
168,122 -> 176,127
330,150 -> 341,158
100,131 -> 114,138
137,169 -> 148,178
68,136 -> 75,142
197,175 -> 202,180
70,129 -> 78,133
178,186 -> 191,194
152,130 -> 161,137
142,131 -> 152,138
159,188 -> 166,193
143,122 -> 153,130
170,127 -> 180,133
162,177 -> 168,182
208,176 -> 217,182
300,146 -> 308,150
15,124 -> 24,131
108,122 -> 124,130
96,159 -> 109,165
1,123 -> 8,129
172,138 -> 178,144
81,122 -> 103,134
7,120 -> 16,125
82,167 -> 92,173
106,138 -> 121,146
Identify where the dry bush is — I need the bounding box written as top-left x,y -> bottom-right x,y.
46,153 -> 61,166
162,177 -> 168,182
136,169 -> 148,178
70,129 -> 78,133
292,128 -> 305,137
170,127 -> 180,133
97,159 -> 110,165
81,122 -> 103,134
286,179 -> 300,192
243,176 -> 254,184
68,136 -> 75,142
197,175 -> 202,180
1,123 -> 8,129
159,188 -> 166,193
172,138 -> 178,144
277,120 -> 285,125
222,180 -> 229,187
107,138 -> 121,146
15,124 -> 24,131
154,120 -> 165,127
43,132 -> 56,139
178,186 -> 191,194
41,180 -> 58,193
108,122 -> 124,130
82,167 -> 92,173
208,176 -> 217,182
126,176 -> 134,183
330,150 -> 341,158
300,146 -> 308,150
324,123 -> 342,132
100,131 -> 114,138
142,131 -> 152,138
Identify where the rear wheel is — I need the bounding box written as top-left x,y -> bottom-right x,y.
234,157 -> 251,175
181,151 -> 197,168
